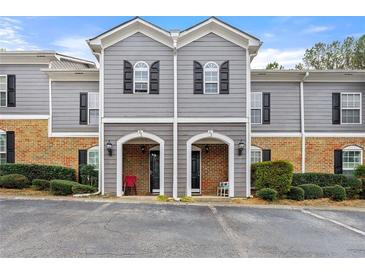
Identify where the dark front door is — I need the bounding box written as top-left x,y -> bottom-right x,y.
191,151 -> 201,192
150,150 -> 160,192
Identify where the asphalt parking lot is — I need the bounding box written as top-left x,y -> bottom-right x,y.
0,198 -> 364,257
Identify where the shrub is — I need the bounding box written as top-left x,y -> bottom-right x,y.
156,195 -> 169,202
298,184 -> 323,199
72,184 -> 96,194
79,164 -> 98,187
354,165 -> 365,179
0,174 -> 29,189
50,180 -> 78,195
31,179 -> 50,191
256,188 -> 278,201
286,186 -> 305,201
180,196 -> 193,203
0,164 -> 76,182
252,161 -> 293,196
323,185 -> 347,201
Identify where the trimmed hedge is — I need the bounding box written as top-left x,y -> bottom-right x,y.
32,179 -> 50,191
286,186 -> 305,201
50,180 -> 78,195
0,174 -> 29,189
354,165 -> 365,179
72,184 -> 96,194
0,164 -> 76,182
252,161 -> 293,196
323,185 -> 347,201
256,188 -> 278,201
298,184 -> 323,199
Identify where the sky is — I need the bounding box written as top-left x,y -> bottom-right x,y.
0,16 -> 364,68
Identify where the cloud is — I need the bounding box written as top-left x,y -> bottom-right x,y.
0,17 -> 39,51
52,36 -> 95,61
251,48 -> 305,69
263,32 -> 275,38
303,25 -> 334,34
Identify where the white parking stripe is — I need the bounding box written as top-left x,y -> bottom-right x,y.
301,209 -> 365,237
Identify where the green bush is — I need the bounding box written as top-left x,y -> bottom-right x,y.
79,164 -> 98,187
286,186 -> 305,201
0,174 -> 29,189
72,184 -> 96,194
354,165 -> 365,179
0,164 -> 76,182
31,179 -> 50,191
156,195 -> 169,202
298,184 -> 323,199
323,185 -> 347,201
256,188 -> 278,201
50,180 -> 78,195
252,161 -> 293,196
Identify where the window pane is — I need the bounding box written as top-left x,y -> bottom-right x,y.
205,83 -> 218,93
88,151 -> 99,170
88,93 -> 99,109
0,153 -> 6,165
342,109 -> 360,123
205,71 -> 218,82
135,82 -> 148,92
251,109 -> 261,124
343,150 -> 361,170
0,92 -> 6,107
135,70 -> 148,81
89,109 -> 99,125
251,93 -> 262,108
0,76 -> 6,90
0,134 -> 6,153
251,150 -> 262,164
342,94 -> 360,108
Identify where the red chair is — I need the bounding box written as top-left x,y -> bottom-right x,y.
123,176 -> 137,196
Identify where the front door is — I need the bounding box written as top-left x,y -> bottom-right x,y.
149,150 -> 160,193
191,151 -> 201,193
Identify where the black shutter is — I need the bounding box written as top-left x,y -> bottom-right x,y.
6,131 -> 15,163
334,150 -> 343,174
193,61 -> 203,94
219,61 -> 229,94
79,93 -> 88,125
262,93 -> 271,124
262,149 -> 271,162
78,150 -> 88,182
124,60 -> 133,94
149,61 -> 160,94
7,75 -> 16,107
332,93 -> 341,124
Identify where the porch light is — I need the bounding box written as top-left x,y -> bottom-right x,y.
140,145 -> 146,154
106,140 -> 113,156
205,145 -> 209,153
238,140 -> 245,156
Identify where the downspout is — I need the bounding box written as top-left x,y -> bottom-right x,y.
171,32 -> 179,200
300,72 -> 309,173
245,51 -> 252,197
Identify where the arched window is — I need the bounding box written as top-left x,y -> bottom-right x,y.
87,146 -> 99,170
251,146 -> 262,164
134,61 -> 149,93
343,145 -> 363,175
204,62 -> 219,94
0,130 -> 6,164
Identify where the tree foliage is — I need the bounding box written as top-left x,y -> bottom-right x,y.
266,61 -> 284,70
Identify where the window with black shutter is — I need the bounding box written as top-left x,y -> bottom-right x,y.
334,150 -> 343,174
219,61 -> 229,94
6,131 -> 15,163
262,149 -> 271,162
80,93 -> 88,125
124,61 -> 133,94
262,93 -> 271,124
193,61 -> 203,94
332,93 -> 341,124
7,75 -> 16,107
149,61 -> 160,94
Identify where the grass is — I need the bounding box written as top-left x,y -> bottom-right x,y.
156,195 -> 170,202
0,188 -> 52,197
180,196 -> 193,203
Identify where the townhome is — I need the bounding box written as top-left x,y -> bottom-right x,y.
1,17 -> 364,199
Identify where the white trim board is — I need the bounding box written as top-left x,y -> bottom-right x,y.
251,132 -> 365,138
0,115 -> 50,120
49,132 -> 99,138
178,117 -> 248,123
251,132 -> 302,137
102,118 -> 174,124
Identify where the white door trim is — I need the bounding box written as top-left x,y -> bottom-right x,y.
116,130 -> 165,197
186,130 -> 234,197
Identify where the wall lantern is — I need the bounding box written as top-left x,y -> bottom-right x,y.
205,145 -> 209,153
238,140 -> 245,156
106,140 -> 113,156
140,145 -> 146,154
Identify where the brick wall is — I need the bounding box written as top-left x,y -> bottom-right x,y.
306,137 -> 365,173
0,120 -> 98,178
252,137 -> 302,172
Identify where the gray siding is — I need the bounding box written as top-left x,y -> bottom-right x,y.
177,123 -> 247,197
0,64 -> 49,115
103,123 -> 173,195
52,81 -> 99,133
177,33 -> 247,118
304,82 -> 365,132
251,82 -> 301,132
104,32 -> 174,118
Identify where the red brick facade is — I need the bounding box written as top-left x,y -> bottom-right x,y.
0,120 -> 98,178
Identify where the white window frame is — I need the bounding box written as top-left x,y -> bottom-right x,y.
341,92 -> 362,125
133,61 -> 149,94
0,130 -> 6,165
87,146 -> 99,170
0,75 -> 7,108
203,62 -> 219,94
343,145 -> 363,172
88,92 -> 99,126
251,145 -> 262,164
251,92 -> 263,124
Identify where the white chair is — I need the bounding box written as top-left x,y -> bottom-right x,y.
217,182 -> 229,197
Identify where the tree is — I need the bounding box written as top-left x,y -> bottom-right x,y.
294,63 -> 305,70
266,61 -> 284,70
